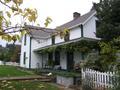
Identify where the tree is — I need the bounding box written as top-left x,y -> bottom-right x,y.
94,0 -> 120,41
85,37 -> 119,72
0,44 -> 21,62
0,0 -> 52,42
10,45 -> 21,62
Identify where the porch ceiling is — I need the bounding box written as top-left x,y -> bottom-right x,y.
34,37 -> 99,52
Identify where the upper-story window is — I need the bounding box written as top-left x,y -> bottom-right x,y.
52,35 -> 55,45
64,31 -> 70,42
24,34 -> 27,45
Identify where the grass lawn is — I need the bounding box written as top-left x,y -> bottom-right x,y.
0,65 -> 34,77
0,80 -> 59,90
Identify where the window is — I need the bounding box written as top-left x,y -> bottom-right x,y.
23,52 -> 26,64
64,32 -> 69,42
24,34 -> 27,45
52,35 -> 55,45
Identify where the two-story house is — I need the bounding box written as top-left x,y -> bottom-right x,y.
20,9 -> 99,70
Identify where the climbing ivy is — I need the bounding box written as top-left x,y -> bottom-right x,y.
39,40 -> 99,53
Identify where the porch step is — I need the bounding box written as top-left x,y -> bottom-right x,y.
0,75 -> 52,82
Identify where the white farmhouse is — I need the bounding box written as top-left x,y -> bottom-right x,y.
20,9 -> 99,70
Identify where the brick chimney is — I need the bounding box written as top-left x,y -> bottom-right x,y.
73,12 -> 81,20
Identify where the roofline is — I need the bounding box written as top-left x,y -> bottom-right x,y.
25,25 -> 54,39
82,11 -> 96,25
67,11 -> 96,29
25,25 -> 54,30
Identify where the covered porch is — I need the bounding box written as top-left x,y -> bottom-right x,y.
34,38 -> 99,71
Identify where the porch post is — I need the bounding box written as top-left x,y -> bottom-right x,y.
41,53 -> 43,68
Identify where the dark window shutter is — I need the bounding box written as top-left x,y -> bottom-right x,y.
24,34 -> 27,45
52,36 -> 55,45
23,52 -> 26,64
64,32 -> 70,42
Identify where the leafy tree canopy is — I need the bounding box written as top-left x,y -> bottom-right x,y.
94,0 -> 120,41
0,44 -> 21,62
0,0 -> 52,42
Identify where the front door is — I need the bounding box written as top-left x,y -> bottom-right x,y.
67,52 -> 74,70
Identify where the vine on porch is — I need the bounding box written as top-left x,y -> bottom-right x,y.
39,40 -> 99,53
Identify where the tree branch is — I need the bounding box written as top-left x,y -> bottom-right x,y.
0,0 -> 18,11
0,29 -> 25,35
3,26 -> 23,32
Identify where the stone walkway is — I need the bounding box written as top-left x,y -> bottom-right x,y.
0,75 -> 52,82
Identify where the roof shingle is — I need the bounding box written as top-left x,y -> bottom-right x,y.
26,10 -> 96,39
57,10 -> 96,30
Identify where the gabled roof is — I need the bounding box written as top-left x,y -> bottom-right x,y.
57,10 -> 96,30
25,25 -> 56,39
25,10 -> 96,39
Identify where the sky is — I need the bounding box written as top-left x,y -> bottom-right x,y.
0,0 -> 99,47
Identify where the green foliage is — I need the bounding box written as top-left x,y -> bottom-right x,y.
10,45 -> 21,62
44,17 -> 52,27
0,81 -> 59,90
48,59 -> 55,67
40,40 -> 99,53
0,44 -> 21,62
0,66 -> 34,77
0,0 -> 52,42
0,0 -> 39,41
94,0 -> 120,41
85,37 -> 120,72
37,69 -> 80,77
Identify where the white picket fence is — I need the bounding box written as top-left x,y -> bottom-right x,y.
81,68 -> 117,89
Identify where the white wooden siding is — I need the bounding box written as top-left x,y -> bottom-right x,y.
83,16 -> 97,39
60,51 -> 67,70
20,35 -> 30,68
74,51 -> 82,64
70,27 -> 81,40
55,35 -> 64,44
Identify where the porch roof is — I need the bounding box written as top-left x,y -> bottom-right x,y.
34,37 -> 99,52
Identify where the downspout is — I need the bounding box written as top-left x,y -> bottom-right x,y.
42,53 -> 43,68
29,37 -> 32,69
